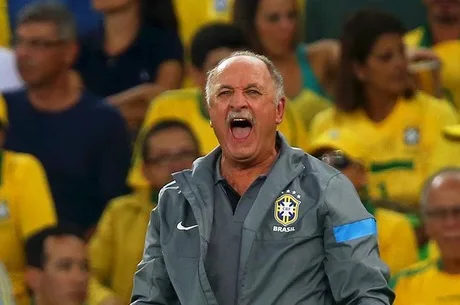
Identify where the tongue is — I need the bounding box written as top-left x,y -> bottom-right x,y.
232,127 -> 252,139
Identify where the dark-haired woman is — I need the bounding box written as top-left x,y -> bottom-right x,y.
311,10 -> 458,208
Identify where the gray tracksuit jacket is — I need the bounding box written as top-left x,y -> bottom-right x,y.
131,135 -> 394,305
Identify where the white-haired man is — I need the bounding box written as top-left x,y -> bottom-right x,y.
130,51 -> 394,305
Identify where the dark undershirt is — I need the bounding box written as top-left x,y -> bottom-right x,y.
221,180 -> 241,213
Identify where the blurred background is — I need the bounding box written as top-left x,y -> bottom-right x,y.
1,0 -> 460,305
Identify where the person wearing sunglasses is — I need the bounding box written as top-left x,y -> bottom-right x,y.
391,167 -> 460,305
309,128 -> 418,275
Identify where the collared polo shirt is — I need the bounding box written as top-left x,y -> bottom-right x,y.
204,155 -> 268,305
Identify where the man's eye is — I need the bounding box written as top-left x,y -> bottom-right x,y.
247,89 -> 261,95
218,90 -> 231,97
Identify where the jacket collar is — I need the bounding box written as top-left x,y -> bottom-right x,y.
172,132 -> 307,239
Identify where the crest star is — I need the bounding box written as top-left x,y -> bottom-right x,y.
292,190 -> 296,194
286,190 -> 291,193
297,195 -> 301,199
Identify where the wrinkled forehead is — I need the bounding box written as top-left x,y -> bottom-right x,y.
17,21 -> 59,39
213,56 -> 272,88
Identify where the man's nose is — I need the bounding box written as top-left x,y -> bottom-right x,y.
229,89 -> 248,110
279,16 -> 296,32
71,265 -> 88,284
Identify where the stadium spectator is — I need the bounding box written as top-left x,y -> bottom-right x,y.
233,0 -> 339,129
127,23 -> 309,189
76,0 -> 184,131
309,128 -> 419,274
0,47 -> 23,92
391,168 -> 460,304
0,262 -> 16,305
405,0 -> 460,109
2,2 -> 131,235
89,120 -> 199,305
0,94 -> 56,305
25,226 -> 88,305
311,9 -> 458,208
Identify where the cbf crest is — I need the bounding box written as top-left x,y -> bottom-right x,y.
404,127 -> 420,145
0,200 -> 9,220
273,190 -> 301,232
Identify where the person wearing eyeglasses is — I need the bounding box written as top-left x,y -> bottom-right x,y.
3,2 -> 132,237
89,120 -> 200,305
390,168 -> 460,305
309,128 -> 419,275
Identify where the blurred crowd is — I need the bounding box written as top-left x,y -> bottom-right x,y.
0,0 -> 460,304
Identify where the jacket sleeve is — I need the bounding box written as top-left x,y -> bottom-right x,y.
322,173 -> 395,305
130,193 -> 179,305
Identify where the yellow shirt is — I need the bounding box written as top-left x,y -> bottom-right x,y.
429,130 -> 460,176
173,0 -> 233,49
89,190 -> 152,305
405,27 -> 460,111
0,150 -> 56,305
0,0 -> 9,47
366,204 -> 418,275
391,260 -> 460,305
311,92 -> 458,206
128,88 -> 309,188
291,89 -> 331,131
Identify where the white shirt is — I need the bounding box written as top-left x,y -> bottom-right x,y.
0,47 -> 23,92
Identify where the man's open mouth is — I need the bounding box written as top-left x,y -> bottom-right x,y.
230,118 -> 253,139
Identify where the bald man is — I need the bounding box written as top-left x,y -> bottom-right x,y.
130,51 -> 393,305
391,168 -> 460,305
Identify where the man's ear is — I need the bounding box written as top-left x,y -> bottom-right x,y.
275,97 -> 286,125
25,267 -> 41,293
